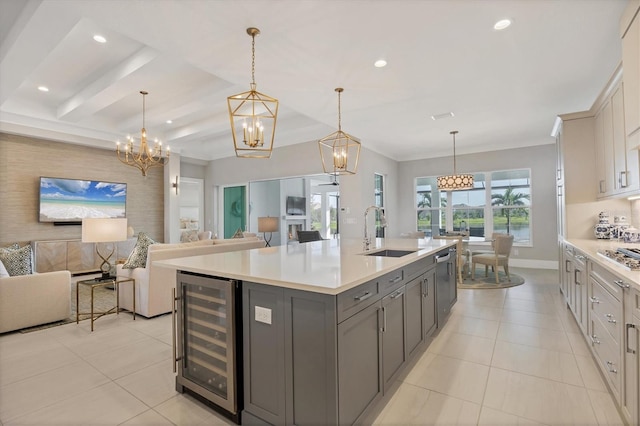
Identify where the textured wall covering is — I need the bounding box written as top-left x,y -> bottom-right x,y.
0,133 -> 164,244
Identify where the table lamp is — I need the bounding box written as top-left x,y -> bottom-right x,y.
258,217 -> 279,247
82,218 -> 128,280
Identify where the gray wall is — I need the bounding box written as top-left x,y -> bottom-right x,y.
206,141 -> 399,240
397,143 -> 558,264
0,133 -> 165,244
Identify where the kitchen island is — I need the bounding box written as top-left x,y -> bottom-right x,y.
157,237 -> 457,425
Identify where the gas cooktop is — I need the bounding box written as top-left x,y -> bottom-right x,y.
597,248 -> 640,271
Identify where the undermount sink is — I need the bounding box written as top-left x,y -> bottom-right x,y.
364,249 -> 416,258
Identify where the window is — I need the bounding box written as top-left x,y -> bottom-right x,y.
416,169 -> 531,244
374,173 -> 385,237
491,170 -> 531,244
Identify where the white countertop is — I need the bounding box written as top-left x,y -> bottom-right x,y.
155,238 -> 455,295
565,238 -> 640,291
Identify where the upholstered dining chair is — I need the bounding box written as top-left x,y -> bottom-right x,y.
296,230 -> 324,243
471,233 -> 514,284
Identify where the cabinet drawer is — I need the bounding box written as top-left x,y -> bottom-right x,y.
403,258 -> 431,282
379,269 -> 405,294
591,280 -> 623,344
590,261 -> 625,302
337,280 -> 380,323
590,316 -> 621,400
631,288 -> 640,319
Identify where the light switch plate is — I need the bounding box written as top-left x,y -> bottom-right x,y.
255,306 -> 272,325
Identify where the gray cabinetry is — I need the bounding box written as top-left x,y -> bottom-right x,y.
423,267 -> 437,338
381,286 -> 406,391
337,301 -> 382,425
242,254 -> 452,425
242,283 -> 286,425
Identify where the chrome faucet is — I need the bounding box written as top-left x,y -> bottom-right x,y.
363,206 -> 388,251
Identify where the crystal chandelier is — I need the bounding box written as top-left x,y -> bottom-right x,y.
318,88 -> 361,176
437,131 -> 473,190
227,27 -> 278,158
116,91 -> 169,176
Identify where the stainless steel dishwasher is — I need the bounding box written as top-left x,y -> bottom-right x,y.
435,247 -> 457,327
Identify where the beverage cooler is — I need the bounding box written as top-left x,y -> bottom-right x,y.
172,271 -> 242,423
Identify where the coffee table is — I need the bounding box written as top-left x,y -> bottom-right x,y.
76,276 -> 135,331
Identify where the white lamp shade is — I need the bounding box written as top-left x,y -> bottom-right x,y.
82,218 -> 128,243
258,217 -> 279,233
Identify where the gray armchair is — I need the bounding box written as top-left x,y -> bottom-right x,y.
297,230 -> 324,243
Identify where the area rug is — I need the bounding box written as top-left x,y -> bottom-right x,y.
19,281 -> 119,333
458,271 -> 525,289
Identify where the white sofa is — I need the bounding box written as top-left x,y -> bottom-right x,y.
116,237 -> 266,317
0,270 -> 71,333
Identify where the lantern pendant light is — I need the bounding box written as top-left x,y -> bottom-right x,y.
318,88 -> 361,176
227,27 -> 279,158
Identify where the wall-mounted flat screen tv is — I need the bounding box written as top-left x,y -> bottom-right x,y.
39,177 -> 127,223
286,196 -> 306,216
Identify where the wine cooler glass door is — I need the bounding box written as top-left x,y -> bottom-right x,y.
178,273 -> 236,413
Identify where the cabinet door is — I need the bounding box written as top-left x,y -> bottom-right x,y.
613,84 -> 640,193
405,276 -> 424,359
423,268 -> 437,337
563,245 -> 574,306
594,108 -> 609,196
337,301 -> 382,425
382,287 -> 406,391
623,288 -> 639,425
573,253 -> 588,333
622,4 -> 640,137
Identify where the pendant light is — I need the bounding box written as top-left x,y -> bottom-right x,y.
437,131 -> 473,191
227,27 -> 279,158
116,91 -> 169,176
318,88 -> 361,176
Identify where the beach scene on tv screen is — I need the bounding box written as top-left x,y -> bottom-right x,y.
39,178 -> 126,221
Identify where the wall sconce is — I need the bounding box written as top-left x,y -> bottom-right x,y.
172,176 -> 179,194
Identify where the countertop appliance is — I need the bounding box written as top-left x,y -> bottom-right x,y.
597,247 -> 640,271
435,247 -> 457,326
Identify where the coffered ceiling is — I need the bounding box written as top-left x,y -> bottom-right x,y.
0,0 -> 628,162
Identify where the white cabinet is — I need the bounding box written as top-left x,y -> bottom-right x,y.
623,287 -> 640,425
594,80 -> 638,197
621,0 -> 640,139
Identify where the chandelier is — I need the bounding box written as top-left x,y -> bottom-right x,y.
437,131 -> 473,191
116,91 -> 169,176
318,88 -> 361,176
227,27 -> 279,158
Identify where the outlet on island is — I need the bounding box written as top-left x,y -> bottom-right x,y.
255,306 -> 272,325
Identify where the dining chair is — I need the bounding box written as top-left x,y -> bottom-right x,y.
471,233 -> 514,284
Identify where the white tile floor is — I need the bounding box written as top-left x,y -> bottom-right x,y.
0,268 -> 626,425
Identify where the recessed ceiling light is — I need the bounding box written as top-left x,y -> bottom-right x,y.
37,86 -> 49,92
166,120 -> 173,124
93,34 -> 107,43
431,112 -> 455,121
374,59 -> 387,68
494,19 -> 512,30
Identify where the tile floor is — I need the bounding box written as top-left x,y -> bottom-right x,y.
0,268 -> 626,425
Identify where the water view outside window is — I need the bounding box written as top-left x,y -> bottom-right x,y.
416,169 -> 531,244
491,170 -> 531,244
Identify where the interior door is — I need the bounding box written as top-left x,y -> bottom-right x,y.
223,186 -> 246,239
